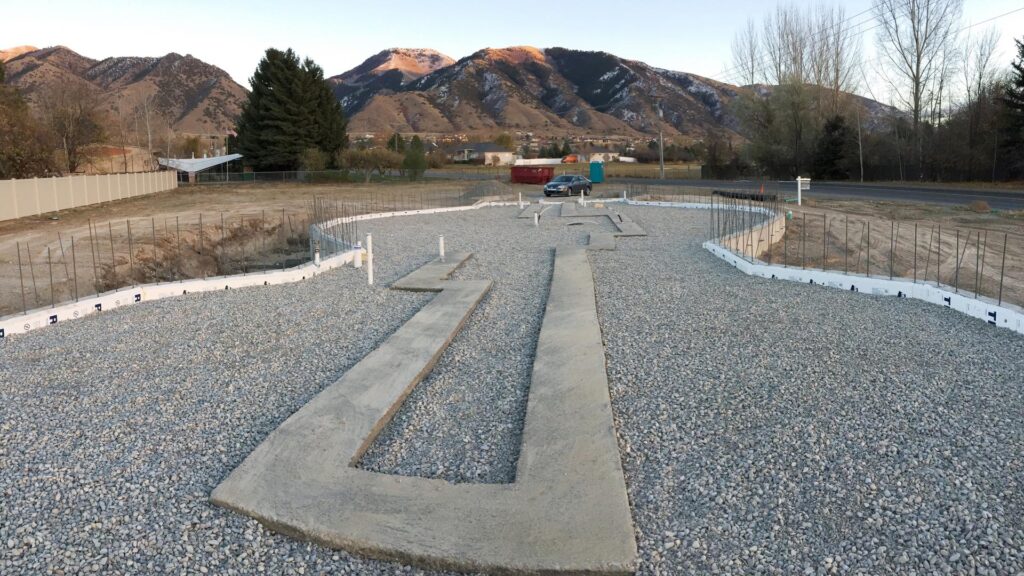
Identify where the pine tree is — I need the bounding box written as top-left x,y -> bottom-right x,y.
402,135 -> 427,180
386,133 -> 406,153
235,48 -> 347,171
812,115 -> 851,180
0,60 -> 5,84
1004,38 -> 1024,176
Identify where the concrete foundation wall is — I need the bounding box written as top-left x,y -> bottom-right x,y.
0,171 -> 178,222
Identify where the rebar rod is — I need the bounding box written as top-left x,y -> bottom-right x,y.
16,242 -> 27,313
71,236 -> 78,302
999,233 -> 1007,305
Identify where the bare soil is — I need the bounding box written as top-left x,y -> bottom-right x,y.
0,179 -> 523,316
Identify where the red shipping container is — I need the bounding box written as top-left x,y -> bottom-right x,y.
510,166 -> 554,184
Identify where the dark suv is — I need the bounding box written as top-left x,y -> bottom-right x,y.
543,175 -> 591,197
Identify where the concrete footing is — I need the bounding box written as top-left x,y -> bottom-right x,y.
211,248 -> 638,574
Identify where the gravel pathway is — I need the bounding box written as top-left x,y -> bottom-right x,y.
2,202 -> 1022,575
593,205 -> 1024,575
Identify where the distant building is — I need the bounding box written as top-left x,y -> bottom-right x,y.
581,146 -> 621,163
446,142 -> 519,166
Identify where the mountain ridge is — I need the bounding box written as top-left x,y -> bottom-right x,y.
3,45 -> 246,136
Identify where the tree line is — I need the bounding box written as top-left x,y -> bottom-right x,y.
725,0 -> 1024,182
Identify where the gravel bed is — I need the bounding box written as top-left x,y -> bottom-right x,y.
0,233 -> 438,575
359,207 -> 613,482
592,205 -> 1024,575
2,202 -> 1022,575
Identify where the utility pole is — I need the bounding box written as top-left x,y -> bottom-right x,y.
658,130 -> 665,180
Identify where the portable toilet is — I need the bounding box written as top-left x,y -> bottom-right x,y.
589,160 -> 605,183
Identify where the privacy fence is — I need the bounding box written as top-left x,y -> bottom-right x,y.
0,171 -> 178,222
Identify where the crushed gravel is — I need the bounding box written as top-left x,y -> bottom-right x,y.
592,204 -> 1024,575
2,201 -> 1022,575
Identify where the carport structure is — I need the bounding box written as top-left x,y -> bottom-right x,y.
158,154 -> 242,184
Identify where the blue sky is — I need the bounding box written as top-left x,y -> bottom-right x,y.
4,0 -> 1023,93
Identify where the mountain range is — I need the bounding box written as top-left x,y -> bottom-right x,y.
2,44 -> 897,143
2,45 -> 245,136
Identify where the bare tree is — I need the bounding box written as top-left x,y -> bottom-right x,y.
823,5 -> 862,115
731,18 -> 760,86
960,28 -> 1000,179
873,0 -> 963,177
38,82 -> 105,174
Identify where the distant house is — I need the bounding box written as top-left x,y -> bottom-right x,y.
583,146 -> 621,163
447,142 -> 519,166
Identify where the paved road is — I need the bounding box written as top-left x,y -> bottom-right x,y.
608,178 -> 1024,210
424,170 -> 1024,210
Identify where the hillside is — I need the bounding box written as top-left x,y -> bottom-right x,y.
338,46 -> 901,142
1,44 -> 899,145
338,46 -> 748,139
3,46 -> 246,136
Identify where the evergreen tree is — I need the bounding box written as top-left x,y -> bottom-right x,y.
0,60 -> 5,84
235,48 -> 347,171
386,133 -> 406,153
560,139 -> 572,156
402,135 -> 427,180
1004,39 -> 1024,177
812,115 -> 851,180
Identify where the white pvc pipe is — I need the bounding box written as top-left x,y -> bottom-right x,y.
439,235 -> 446,262
366,233 -> 374,286
534,212 -> 539,227
314,243 -> 321,267
354,245 -> 362,269
518,192 -> 523,209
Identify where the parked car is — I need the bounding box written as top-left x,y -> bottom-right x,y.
543,174 -> 591,197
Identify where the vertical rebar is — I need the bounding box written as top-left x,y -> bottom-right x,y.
71,236 -> 78,302
866,222 -> 871,277
844,216 -> 849,274
999,231 -> 1007,307
955,230 -> 961,293
801,213 -> 806,269
979,231 -> 989,295
16,242 -> 27,313
199,213 -> 204,256
889,220 -> 895,280
913,223 -> 918,283
240,215 -> 245,273
221,212 -> 226,267
974,231 -> 981,297
47,246 -> 54,308
127,220 -> 135,283
57,232 -> 71,284
176,216 -> 181,280
822,214 -> 827,270
27,243 -> 39,305
937,226 -> 942,287
108,221 -> 115,270
88,220 -> 99,292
